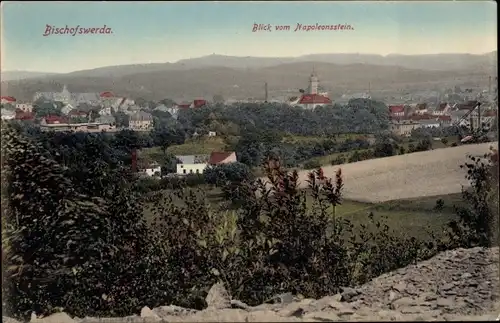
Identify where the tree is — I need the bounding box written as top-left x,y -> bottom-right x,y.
33,102 -> 62,118
213,94 -> 224,104
114,111 -> 129,128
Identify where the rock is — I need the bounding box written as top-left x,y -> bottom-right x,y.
153,304 -> 197,317
206,282 -> 231,309
3,317 -> 23,323
140,306 -> 161,321
389,291 -> 400,302
436,298 -> 455,308
303,312 -> 340,321
393,282 -> 407,293
231,299 -> 251,310
391,297 -> 417,310
31,312 -> 76,323
340,287 -> 361,302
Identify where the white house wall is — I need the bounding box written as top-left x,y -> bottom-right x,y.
176,163 -> 208,175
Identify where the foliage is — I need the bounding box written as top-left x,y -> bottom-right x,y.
443,149 -> 499,248
204,162 -> 253,187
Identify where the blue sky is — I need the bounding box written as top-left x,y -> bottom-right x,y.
1,1 -> 497,73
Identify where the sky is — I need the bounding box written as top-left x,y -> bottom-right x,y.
1,1 -> 497,73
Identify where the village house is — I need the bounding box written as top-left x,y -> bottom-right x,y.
14,111 -> 35,121
414,103 -> 428,115
389,105 -> 405,118
175,155 -> 210,175
431,102 -> 452,116
1,109 -> 16,120
15,103 -> 34,113
137,161 -> 162,177
1,96 -> 16,104
129,111 -> 153,131
208,131 -> 217,137
390,120 -> 422,137
208,151 -> 237,165
288,72 -> 332,110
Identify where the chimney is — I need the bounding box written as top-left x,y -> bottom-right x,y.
489,76 -> 492,102
265,82 -> 268,103
131,148 -> 138,172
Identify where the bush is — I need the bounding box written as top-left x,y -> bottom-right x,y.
303,160 -> 322,169
204,162 -> 253,186
3,123 -> 496,320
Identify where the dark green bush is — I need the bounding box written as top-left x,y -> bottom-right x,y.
2,123 -> 496,321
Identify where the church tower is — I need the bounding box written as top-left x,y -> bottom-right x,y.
309,71 -> 319,95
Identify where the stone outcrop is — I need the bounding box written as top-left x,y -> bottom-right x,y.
6,247 -> 499,323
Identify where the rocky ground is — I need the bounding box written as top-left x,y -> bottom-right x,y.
5,247 -> 500,323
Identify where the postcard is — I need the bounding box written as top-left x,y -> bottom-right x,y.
1,1 -> 498,322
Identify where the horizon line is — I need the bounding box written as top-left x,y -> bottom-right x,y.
2,50 -> 497,75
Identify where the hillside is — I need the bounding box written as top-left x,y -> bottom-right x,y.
1,61 -> 495,101
293,142 -> 496,203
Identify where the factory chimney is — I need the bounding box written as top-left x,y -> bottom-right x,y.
131,148 -> 138,173
265,82 -> 268,103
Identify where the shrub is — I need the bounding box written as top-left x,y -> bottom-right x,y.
303,160 -> 321,170
3,122 -> 495,321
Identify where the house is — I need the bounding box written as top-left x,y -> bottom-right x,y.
209,151 -> 237,165
15,103 -> 34,113
432,102 -> 451,116
1,96 -> 16,104
34,85 -> 103,106
154,104 -> 169,112
14,111 -> 34,121
41,115 -> 68,125
418,119 -> 441,128
129,111 -> 153,131
100,91 -> 115,99
40,122 -> 116,133
99,106 -> 113,116
208,131 -> 217,137
138,161 -> 161,177
95,115 -> 116,125
390,120 -> 422,137
174,102 -> 192,109
1,108 -> 16,120
414,103 -> 428,115
389,105 -> 405,118
295,94 -> 332,110
176,155 -> 210,175
61,103 -> 76,115
191,99 -> 208,109
437,115 -> 452,126
68,109 -> 88,119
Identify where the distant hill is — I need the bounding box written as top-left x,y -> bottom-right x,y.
1,71 -> 61,81
3,52 -> 495,82
1,61 -> 495,102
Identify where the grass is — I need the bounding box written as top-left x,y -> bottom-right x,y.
283,133 -> 369,144
143,182 -> 462,241
142,137 -> 228,159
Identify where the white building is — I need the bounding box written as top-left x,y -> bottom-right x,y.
175,155 -> 209,175
1,109 -> 16,120
139,163 -> 162,177
288,72 -> 332,110
15,103 -> 34,113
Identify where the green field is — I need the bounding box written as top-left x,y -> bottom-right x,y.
144,184 -> 462,241
142,137 -> 227,160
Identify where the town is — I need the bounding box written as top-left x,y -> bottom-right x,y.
2,2 -> 499,322
1,70 -> 497,179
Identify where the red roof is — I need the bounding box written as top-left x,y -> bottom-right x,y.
43,115 -> 68,124
437,115 -> 452,121
15,111 -> 34,120
389,105 -> 405,113
1,96 -> 16,102
298,94 -> 332,104
100,91 -> 114,98
483,110 -> 497,117
68,110 -> 88,117
209,152 -> 235,165
193,99 -> 207,108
